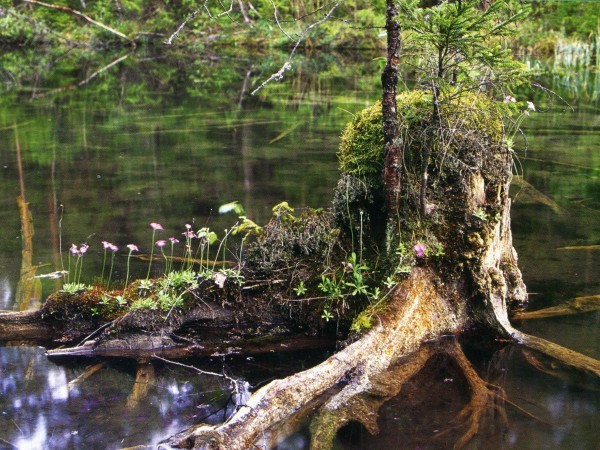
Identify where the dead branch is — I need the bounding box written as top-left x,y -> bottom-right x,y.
165,10 -> 202,45
251,1 -> 344,95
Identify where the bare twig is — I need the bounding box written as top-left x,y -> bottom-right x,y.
164,9 -> 201,45
251,1 -> 344,95
23,0 -> 134,45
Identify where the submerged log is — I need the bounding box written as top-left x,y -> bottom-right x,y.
512,295 -> 600,320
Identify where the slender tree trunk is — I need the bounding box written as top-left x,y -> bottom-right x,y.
382,0 -> 402,216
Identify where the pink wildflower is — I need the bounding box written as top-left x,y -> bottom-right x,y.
70,244 -> 79,255
127,244 -> 139,252
169,237 -> 179,244
155,240 -> 167,247
182,230 -> 196,239
108,244 -> 119,252
150,222 -> 164,231
414,243 -> 426,258
79,243 -> 89,254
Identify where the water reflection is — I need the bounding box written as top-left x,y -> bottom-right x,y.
0,346 -> 233,449
0,56 -> 597,448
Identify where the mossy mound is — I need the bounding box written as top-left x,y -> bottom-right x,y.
337,89 -> 504,191
335,89 -> 511,282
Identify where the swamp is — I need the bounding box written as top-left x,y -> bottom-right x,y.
0,1 -> 599,449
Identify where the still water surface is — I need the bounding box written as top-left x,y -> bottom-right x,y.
0,54 -> 598,448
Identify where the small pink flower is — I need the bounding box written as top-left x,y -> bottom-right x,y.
150,222 -> 164,231
414,243 -> 426,258
182,231 -> 196,239
341,261 -> 353,270
526,101 -> 535,111
79,244 -> 89,254
503,95 -> 516,104
169,237 -> 179,244
155,240 -> 167,247
185,224 -> 192,230
70,244 -> 79,255
108,244 -> 119,252
102,240 -> 111,249
127,244 -> 139,252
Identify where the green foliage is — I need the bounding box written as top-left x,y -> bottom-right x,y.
397,0 -> 531,100
338,89 -> 504,186
60,282 -> 89,294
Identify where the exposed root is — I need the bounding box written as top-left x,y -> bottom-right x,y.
442,340 -> 508,449
163,268 -> 467,449
309,343 -> 437,449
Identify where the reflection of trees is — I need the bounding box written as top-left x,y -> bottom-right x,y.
14,128 -> 41,311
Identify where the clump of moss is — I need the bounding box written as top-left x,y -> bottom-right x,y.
246,204 -> 339,275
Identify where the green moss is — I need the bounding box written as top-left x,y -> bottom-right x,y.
338,90 -> 504,185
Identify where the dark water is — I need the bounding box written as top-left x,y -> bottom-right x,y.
0,52 -> 598,448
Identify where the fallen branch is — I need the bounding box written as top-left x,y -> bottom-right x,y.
512,295 -> 600,320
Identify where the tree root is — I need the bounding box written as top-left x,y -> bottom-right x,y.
162,268 -> 467,449
440,341 -> 508,449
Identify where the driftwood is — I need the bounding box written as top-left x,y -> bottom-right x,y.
512,294 -> 600,320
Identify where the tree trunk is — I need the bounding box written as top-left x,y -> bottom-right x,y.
382,0 -> 402,216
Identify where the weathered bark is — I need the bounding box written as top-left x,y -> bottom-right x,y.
164,268 -> 468,449
0,310 -> 61,342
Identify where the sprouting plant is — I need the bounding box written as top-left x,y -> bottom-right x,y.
294,281 -> 307,296
146,222 -> 163,280
137,279 -> 154,296
434,243 -> 445,256
321,307 -> 334,322
125,244 -> 139,289
383,275 -> 396,289
61,283 -> 89,294
130,298 -> 158,311
157,290 -> 184,311
473,208 -> 488,221
318,275 -> 343,299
